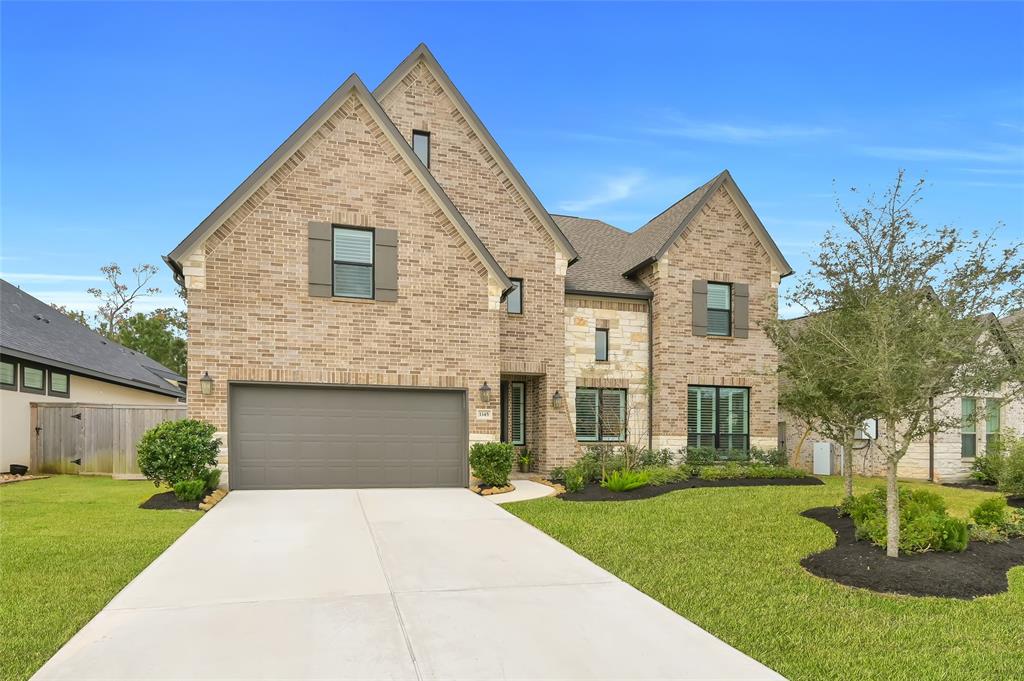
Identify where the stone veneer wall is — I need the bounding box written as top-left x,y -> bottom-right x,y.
639,187 -> 782,452
377,60 -> 574,470
184,92 -> 501,486
564,295 -> 650,457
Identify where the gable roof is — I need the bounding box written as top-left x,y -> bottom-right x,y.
0,279 -> 185,398
551,215 -> 651,299
166,73 -> 513,294
622,170 -> 793,277
374,43 -> 579,265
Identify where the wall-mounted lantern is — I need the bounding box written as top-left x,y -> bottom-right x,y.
552,390 -> 563,410
200,372 -> 214,396
479,381 -> 492,406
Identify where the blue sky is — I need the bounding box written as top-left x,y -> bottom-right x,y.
3,2 -> 1022,318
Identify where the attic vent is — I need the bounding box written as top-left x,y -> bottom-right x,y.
33,314 -> 51,323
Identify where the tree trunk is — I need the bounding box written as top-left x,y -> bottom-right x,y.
842,436 -> 854,499
886,458 -> 900,558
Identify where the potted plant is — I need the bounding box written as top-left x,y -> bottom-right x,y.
518,450 -> 532,473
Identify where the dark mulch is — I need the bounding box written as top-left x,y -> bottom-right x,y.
561,476 -> 824,502
800,506 -> 1024,599
1009,496 -> 1024,509
139,491 -> 201,511
943,480 -> 997,491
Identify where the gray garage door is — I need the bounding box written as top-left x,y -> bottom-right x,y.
229,384 -> 468,489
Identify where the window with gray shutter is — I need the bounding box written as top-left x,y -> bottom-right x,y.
692,280 -> 708,336
707,283 -> 732,336
733,283 -> 749,338
510,382 -> 525,445
333,227 -> 374,299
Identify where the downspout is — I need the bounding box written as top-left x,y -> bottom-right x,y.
928,397 -> 935,482
647,297 -> 654,452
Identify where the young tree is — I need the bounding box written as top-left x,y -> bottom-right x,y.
50,304 -> 90,327
793,171 -> 1023,556
113,308 -> 187,376
88,263 -> 160,337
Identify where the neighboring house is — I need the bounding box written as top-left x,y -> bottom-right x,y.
164,44 -> 792,490
0,279 -> 185,471
781,313 -> 1023,482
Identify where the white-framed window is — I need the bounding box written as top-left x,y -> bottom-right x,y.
706,283 -> 732,336
961,397 -> 977,458
986,398 -> 1001,453
332,227 -> 374,299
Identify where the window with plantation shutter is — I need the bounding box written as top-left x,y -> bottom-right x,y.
510,382 -> 525,446
986,399 -> 1001,453
0,360 -> 15,390
576,388 -> 599,441
688,385 -> 749,451
688,386 -> 716,448
961,398 -> 977,458
333,227 -> 374,299
575,388 -> 626,442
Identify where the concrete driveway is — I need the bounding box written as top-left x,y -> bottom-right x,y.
34,489 -> 782,680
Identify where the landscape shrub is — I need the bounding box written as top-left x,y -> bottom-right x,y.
137,419 -> 221,487
969,452 -> 1006,485
684,447 -> 717,466
644,466 -> 688,486
172,479 -> 207,502
1004,509 -> 1024,539
564,465 -> 586,493
203,467 -> 222,492
695,463 -> 806,481
997,437 -> 1024,495
749,446 -> 788,467
969,523 -> 1008,544
970,497 -> 1008,529
843,486 -> 967,553
698,463 -> 746,480
601,469 -> 650,492
637,447 -> 674,468
469,442 -> 515,487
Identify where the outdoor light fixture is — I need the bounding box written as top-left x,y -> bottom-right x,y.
552,390 -> 563,409
200,372 -> 214,396
479,381 -> 492,405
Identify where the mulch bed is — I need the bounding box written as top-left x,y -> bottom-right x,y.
943,481 -> 997,491
561,476 -> 824,502
139,491 -> 201,511
1009,496 -> 1024,509
800,506 -> 1024,599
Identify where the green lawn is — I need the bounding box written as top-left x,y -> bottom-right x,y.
505,476 -> 1024,681
0,476 -> 201,681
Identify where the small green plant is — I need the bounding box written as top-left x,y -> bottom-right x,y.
997,436 -> 1024,495
637,447 -> 674,468
684,447 -> 717,466
203,467 -> 222,492
749,446 -> 788,467
969,523 -> 1008,543
937,517 -> 969,552
843,486 -> 967,553
970,497 -> 1008,528
136,419 -> 221,488
564,465 -> 586,493
173,479 -> 206,502
970,452 -> 1006,485
601,469 -> 650,492
644,466 -> 687,486
518,450 -> 532,473
1004,509 -> 1024,538
469,442 -> 515,487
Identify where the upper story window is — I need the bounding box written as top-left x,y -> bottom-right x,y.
412,130 -> 430,168
1,359 -> 16,390
21,364 -> 45,395
49,370 -> 70,397
961,397 -> 977,458
333,227 -> 374,299
595,328 -> 609,362
507,278 -> 523,315
706,283 -> 732,336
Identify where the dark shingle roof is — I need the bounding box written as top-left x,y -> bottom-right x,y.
0,279 -> 185,398
552,215 -> 652,298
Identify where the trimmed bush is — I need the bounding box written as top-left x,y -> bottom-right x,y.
970,452 -> 1005,486
469,442 -> 514,487
204,467 -> 222,492
645,466 -> 688,486
970,497 -> 1008,529
601,469 -> 650,492
749,446 -> 788,467
684,447 -> 717,466
842,486 -> 967,553
173,479 -> 206,502
137,419 -> 221,488
564,465 -> 586,493
698,463 -> 745,480
998,439 -> 1024,496
637,447 -> 674,468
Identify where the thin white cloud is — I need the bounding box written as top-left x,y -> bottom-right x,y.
0,272 -> 105,282
959,167 -> 1024,175
24,289 -> 182,316
557,171 -> 646,213
647,116 -> 835,144
859,144 -> 1024,163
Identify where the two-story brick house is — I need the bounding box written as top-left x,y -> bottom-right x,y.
165,45 -> 793,489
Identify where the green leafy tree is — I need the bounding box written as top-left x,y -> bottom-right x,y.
113,308 -> 187,376
791,172 -> 1023,557
50,304 -> 90,327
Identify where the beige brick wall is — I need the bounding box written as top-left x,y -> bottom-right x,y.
185,92 -> 501,485
378,61 -> 574,469
564,296 -> 650,453
640,187 -> 781,451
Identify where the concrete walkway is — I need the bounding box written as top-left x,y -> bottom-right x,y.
34,489 -> 782,680
484,478 -> 558,503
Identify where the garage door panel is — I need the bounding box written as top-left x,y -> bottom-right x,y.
230,385 -> 467,489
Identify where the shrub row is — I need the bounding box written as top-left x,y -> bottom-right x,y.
970,431 -> 1024,495
840,487 -> 969,553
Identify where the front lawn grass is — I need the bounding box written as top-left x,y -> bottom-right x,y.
505,475 -> 1024,681
0,476 -> 201,681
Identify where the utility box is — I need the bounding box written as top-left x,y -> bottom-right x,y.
813,442 -> 833,475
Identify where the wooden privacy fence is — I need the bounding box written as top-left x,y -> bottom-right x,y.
30,403 -> 186,478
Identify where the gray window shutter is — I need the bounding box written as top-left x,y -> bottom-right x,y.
308,222 -> 332,297
692,280 -> 708,336
733,283 -> 749,338
374,228 -> 398,302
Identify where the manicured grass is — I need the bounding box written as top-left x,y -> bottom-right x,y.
505,476 -> 1024,681
0,476 -> 201,681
